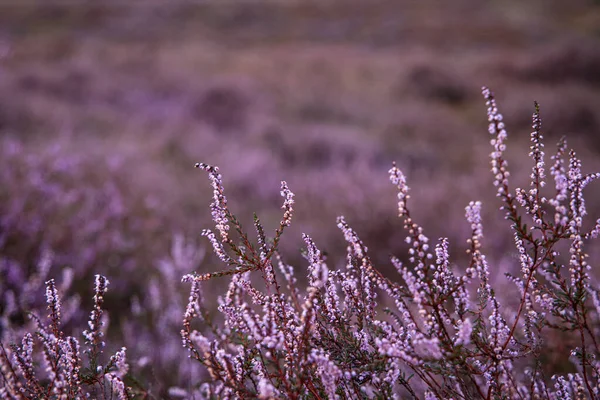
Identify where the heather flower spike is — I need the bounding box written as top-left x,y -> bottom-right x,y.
280,180 -> 294,227
83,274 -> 109,353
195,163 -> 231,243
45,279 -> 61,337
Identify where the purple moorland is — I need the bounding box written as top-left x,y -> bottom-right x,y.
2,87 -> 600,399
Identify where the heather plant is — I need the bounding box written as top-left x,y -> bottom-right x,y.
180,88 -> 600,399
0,275 -> 137,399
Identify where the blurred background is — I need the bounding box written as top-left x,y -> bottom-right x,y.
1,0 -> 600,396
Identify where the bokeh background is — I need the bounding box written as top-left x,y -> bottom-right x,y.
1,0 -> 600,396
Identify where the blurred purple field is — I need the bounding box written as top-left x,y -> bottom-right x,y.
1,0 -> 600,396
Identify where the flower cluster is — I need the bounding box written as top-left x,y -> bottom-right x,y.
0,276 -> 136,399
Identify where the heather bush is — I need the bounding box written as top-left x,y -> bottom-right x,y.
0,275 -> 136,398
179,88 -> 600,399
2,87 -> 600,399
